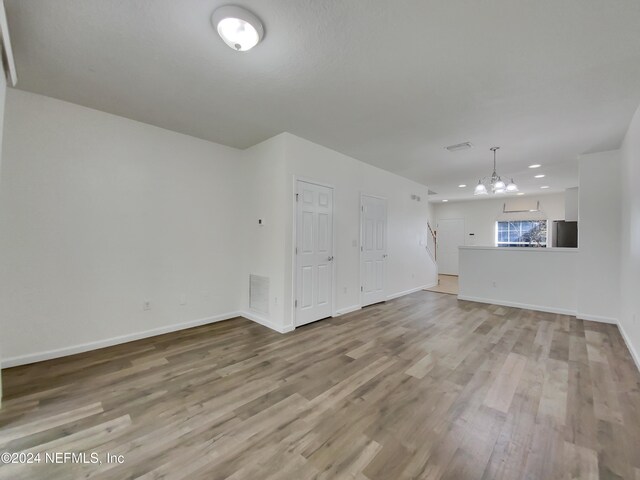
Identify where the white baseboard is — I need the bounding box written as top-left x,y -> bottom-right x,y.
617,320 -> 640,373
2,311 -> 242,368
387,284 -> 436,301
576,313 -> 618,325
334,305 -> 362,316
239,310 -> 293,334
334,284 -> 436,317
240,310 -> 277,331
457,295 -> 577,317
2,310 -> 297,368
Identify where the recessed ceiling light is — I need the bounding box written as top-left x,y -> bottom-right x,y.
534,174 -> 545,178
540,186 -> 550,189
458,184 -> 467,188
528,164 -> 541,169
211,5 -> 264,51
517,192 -> 525,196
442,199 -> 449,202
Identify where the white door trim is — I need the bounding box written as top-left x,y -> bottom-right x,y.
292,177 -> 337,328
359,193 -> 388,307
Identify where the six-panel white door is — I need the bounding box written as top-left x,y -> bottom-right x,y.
361,195 -> 387,306
295,181 -> 334,326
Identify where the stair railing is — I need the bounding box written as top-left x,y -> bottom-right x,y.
427,222 -> 437,261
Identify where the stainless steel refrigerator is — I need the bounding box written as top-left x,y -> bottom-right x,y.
552,220 -> 578,248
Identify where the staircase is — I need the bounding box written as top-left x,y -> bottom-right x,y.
427,221 -> 437,264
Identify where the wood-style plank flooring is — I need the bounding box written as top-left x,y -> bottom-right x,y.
1,291 -> 639,479
425,275 -> 459,295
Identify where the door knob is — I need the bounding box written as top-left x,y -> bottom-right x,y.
383,254 -> 388,258
328,256 -> 334,261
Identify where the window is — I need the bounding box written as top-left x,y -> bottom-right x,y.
496,220 -> 547,247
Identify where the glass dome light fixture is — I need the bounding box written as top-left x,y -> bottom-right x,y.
506,178 -> 519,192
211,5 -> 264,52
474,180 -> 488,195
473,147 -> 518,196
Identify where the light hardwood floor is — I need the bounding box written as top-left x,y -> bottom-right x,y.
425,275 -> 459,295
1,291 -> 639,479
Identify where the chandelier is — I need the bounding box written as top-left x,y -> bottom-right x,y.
474,147 -> 518,195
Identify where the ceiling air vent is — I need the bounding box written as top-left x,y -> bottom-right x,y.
445,142 -> 473,152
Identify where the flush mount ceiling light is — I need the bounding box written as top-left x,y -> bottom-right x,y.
528,164 -> 541,169
534,174 -> 545,178
458,184 -> 467,188
211,5 -> 264,52
473,147 -> 518,196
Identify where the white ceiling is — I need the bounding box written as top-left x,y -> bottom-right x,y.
5,0 -> 640,200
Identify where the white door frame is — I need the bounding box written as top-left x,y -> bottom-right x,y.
359,193 -> 388,307
291,176 -> 337,328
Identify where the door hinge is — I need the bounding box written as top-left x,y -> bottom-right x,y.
295,247 -> 298,254
361,205 -> 364,212
295,193 -> 299,202
360,246 -> 363,252
361,286 -> 363,292
295,299 -> 298,307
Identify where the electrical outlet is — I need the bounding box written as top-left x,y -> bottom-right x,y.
274,296 -> 278,304
143,300 -> 151,311
492,281 -> 497,288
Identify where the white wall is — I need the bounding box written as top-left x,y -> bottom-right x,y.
281,134 -> 437,330
432,193 -> 566,247
451,155 -> 624,326
565,187 -> 579,221
240,134 -> 289,332
459,247 -> 578,315
619,103 -> 640,369
0,91 -> 438,365
241,133 -> 437,332
576,150 -> 621,323
0,62 -> 8,402
0,89 -> 246,365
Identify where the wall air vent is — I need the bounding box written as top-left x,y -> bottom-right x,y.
249,274 -> 269,315
445,142 -> 473,152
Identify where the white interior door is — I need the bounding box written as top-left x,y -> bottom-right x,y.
436,218 -> 465,275
361,195 -> 387,306
295,181 -> 334,326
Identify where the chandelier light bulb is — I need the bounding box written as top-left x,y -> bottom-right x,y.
474,181 -> 488,195
493,178 -> 506,191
